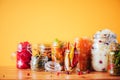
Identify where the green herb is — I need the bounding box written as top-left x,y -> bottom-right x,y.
117,51 -> 120,56
115,57 -> 119,65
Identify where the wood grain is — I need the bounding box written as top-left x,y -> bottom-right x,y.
0,66 -> 120,80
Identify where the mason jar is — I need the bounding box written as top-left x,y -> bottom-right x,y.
31,54 -> 48,71
17,42 -> 32,69
51,39 -> 64,71
108,43 -> 120,75
31,44 -> 49,71
91,29 -> 117,71
75,38 -> 92,74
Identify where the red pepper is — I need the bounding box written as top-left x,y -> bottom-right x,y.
71,46 -> 78,68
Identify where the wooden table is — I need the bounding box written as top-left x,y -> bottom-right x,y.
0,66 -> 120,80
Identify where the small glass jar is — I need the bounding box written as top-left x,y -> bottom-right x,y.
31,54 -> 48,71
31,44 -> 49,71
45,61 -> 62,72
108,43 -> 120,75
40,44 -> 52,61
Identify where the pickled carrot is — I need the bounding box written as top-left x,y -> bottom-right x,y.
76,38 -> 92,71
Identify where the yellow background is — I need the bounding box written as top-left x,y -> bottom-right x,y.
0,0 -> 120,66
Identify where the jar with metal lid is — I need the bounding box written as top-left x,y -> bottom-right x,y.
108,43 -> 120,75
31,44 -> 49,71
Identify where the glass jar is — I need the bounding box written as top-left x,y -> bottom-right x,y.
108,43 -> 120,75
31,44 -> 49,71
31,54 -> 48,71
40,44 -> 52,61
51,39 -> 64,70
75,38 -> 92,74
91,29 -> 117,71
16,42 -> 32,69
45,61 -> 62,72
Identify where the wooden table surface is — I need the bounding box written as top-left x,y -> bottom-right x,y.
0,66 -> 120,80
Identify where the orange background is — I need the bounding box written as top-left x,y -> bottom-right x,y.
0,0 -> 120,66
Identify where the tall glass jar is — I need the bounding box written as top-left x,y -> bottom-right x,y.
108,43 -> 120,75
75,38 -> 92,74
51,39 -> 64,71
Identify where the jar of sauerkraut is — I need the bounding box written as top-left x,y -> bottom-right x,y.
91,29 -> 117,71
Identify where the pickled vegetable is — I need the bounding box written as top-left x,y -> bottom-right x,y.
75,38 -> 92,73
17,42 -> 32,69
31,44 -> 48,71
51,39 -> 64,70
92,29 -> 117,71
108,43 -> 120,75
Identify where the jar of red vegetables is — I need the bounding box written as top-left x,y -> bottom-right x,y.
17,42 -> 32,69
75,38 -> 92,74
